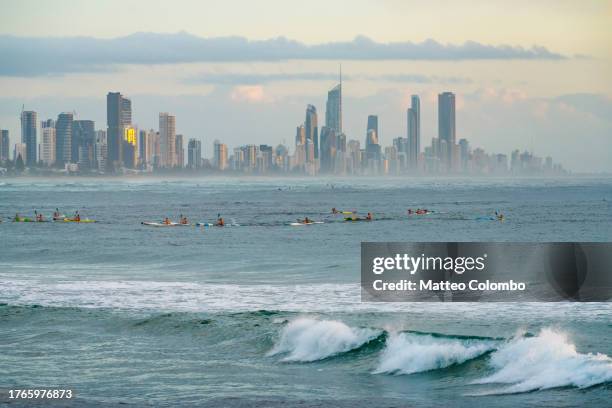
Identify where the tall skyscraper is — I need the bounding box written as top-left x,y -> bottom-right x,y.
214,140 -> 228,170
138,130 -> 147,167
72,120 -> 95,168
366,115 -> 378,146
107,92 -> 132,170
95,130 -> 107,171
438,92 -> 456,168
319,126 -> 337,173
295,125 -> 305,146
0,130 -> 9,161
122,126 -> 137,168
20,110 -> 37,166
305,105 -> 318,159
407,95 -> 420,168
138,129 -> 158,168
325,72 -> 342,134
41,120 -> 56,166
159,113 -> 176,168
187,138 -> 202,169
55,112 -> 73,166
175,134 -> 184,168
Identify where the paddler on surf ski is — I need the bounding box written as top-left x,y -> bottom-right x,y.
344,212 -> 373,221
215,214 -> 225,227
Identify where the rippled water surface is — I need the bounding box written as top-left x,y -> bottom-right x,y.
1,177 -> 611,407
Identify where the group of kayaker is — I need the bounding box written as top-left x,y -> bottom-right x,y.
331,208 -> 374,222
13,208 -> 82,222
161,214 -> 225,226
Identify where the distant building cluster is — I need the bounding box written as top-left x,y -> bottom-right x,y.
0,82 -> 566,177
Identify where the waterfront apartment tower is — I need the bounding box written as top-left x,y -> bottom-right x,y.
20,110 -> 37,166
159,112 -> 176,168
438,92 -> 456,168
187,138 -> 202,169
0,130 -> 9,161
55,112 -> 73,166
407,95 -> 420,168
106,92 -> 132,171
325,81 -> 342,134
214,140 -> 228,170
305,105 -> 319,159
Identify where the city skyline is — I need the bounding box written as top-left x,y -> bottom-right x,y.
0,81 -> 566,177
0,1 -> 610,172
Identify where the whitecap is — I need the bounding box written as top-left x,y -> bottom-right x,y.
471,328 -> 612,394
268,317 -> 381,362
374,332 -> 496,375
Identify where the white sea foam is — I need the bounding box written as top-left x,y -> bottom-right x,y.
268,317 -> 381,362
1,277 -> 610,318
374,332 -> 496,375
471,328 -> 612,394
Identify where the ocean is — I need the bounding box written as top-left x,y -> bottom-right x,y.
1,177 -> 611,407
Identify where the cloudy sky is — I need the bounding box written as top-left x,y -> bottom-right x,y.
0,0 -> 611,171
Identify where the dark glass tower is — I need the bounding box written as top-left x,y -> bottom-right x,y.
20,110 -> 37,166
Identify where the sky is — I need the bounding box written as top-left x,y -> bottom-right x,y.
0,0 -> 611,172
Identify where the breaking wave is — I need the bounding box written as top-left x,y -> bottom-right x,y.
471,328 -> 612,394
268,317 -> 382,362
374,332 -> 497,375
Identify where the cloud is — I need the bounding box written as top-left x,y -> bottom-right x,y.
187,72 -> 342,85
230,85 -> 268,103
0,32 -> 566,77
185,71 -> 472,85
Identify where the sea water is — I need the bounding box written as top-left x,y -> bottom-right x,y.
0,177 -> 611,407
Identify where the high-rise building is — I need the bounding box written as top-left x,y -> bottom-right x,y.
159,112 -> 176,168
243,145 -> 258,170
295,125 -> 305,146
366,115 -> 378,146
137,129 -> 158,168
319,126 -> 337,173
325,80 -> 342,134
407,95 -> 420,168
305,105 -> 318,159
55,112 -> 73,166
0,130 -> 9,161
122,126 -> 137,168
20,110 -> 37,166
94,130 -> 107,171
72,120 -> 95,169
175,134 -> 184,168
106,92 -> 132,170
274,144 -> 289,172
41,120 -> 56,166
187,138 -> 202,169
138,130 -> 147,167
214,140 -> 228,170
438,92 -> 456,168
14,143 -> 26,163
258,144 -> 273,173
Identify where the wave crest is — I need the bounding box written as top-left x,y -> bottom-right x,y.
268,317 -> 381,362
374,332 -> 497,375
472,328 -> 612,394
